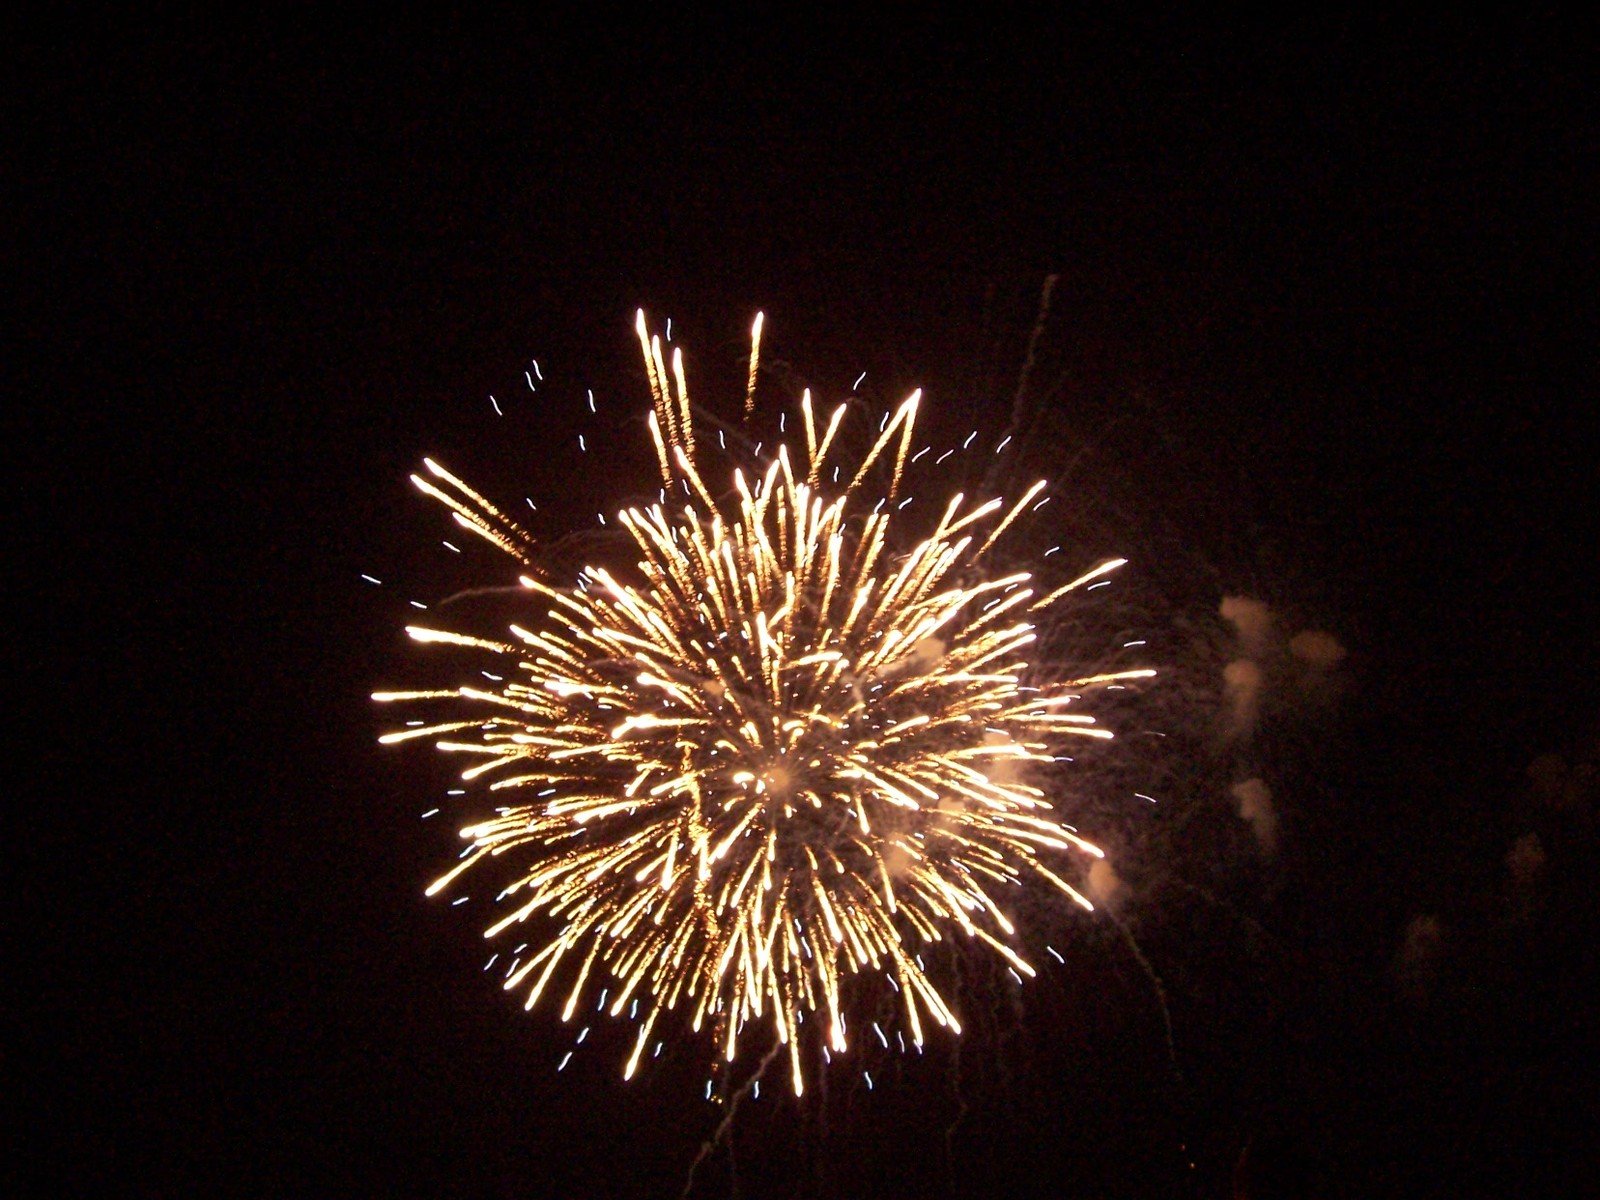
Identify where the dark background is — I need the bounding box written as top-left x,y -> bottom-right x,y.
18,14 -> 1596,1198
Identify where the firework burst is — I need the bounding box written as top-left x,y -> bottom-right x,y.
374,313 -> 1152,1095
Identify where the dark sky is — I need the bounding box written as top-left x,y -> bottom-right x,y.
20,15 -> 1597,1199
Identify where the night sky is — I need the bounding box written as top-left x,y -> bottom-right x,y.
21,16 -> 1597,1198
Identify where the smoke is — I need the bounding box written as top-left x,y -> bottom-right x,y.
1205,599 -> 1349,873
1218,596 -> 1271,738
1219,596 -> 1274,658
1505,831 -> 1547,921
1394,913 -> 1445,1005
1526,750 -> 1597,815
1086,857 -> 1126,909
1229,777 -> 1278,856
1217,596 -> 1347,738
1223,658 -> 1266,739
904,634 -> 947,674
1289,629 -> 1346,670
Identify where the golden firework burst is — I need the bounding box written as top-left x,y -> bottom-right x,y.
375,312 -> 1151,1095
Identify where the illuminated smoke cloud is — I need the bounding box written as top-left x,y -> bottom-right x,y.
1086,857 -> 1127,909
1288,629 -> 1346,670
1222,658 -> 1265,739
1505,831 -> 1546,921
1394,913 -> 1445,1006
1229,777 -> 1278,856
1219,595 -> 1274,659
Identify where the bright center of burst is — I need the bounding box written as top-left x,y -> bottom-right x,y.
759,762 -> 795,798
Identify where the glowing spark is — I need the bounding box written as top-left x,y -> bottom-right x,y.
743,312 -> 764,419
376,314 -> 1146,1093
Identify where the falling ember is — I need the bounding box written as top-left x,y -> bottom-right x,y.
375,312 -> 1152,1095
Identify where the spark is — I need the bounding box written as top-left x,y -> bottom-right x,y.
376,312 -> 1147,1094
743,313 -> 763,418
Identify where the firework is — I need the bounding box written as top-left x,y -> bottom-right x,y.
374,313 -> 1152,1095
